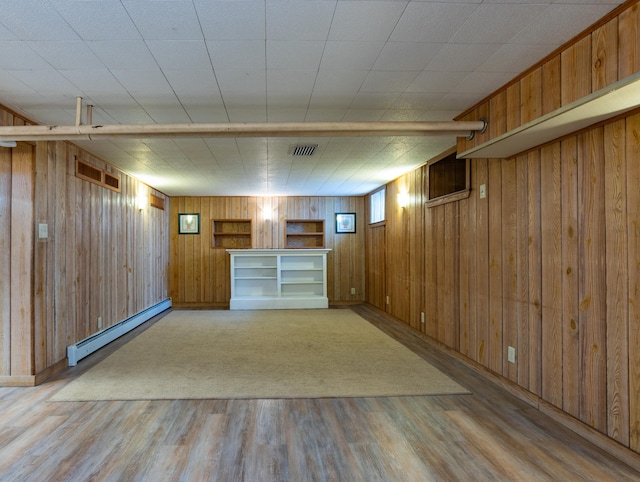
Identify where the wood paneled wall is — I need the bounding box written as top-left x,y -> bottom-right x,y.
0,108 -> 170,381
366,0 -> 640,456
169,196 -> 365,306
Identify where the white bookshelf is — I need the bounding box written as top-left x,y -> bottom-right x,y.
227,249 -> 331,309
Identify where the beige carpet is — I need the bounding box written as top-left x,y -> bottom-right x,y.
50,309 -> 469,401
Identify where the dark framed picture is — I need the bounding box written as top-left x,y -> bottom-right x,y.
178,213 -> 200,234
335,213 -> 356,233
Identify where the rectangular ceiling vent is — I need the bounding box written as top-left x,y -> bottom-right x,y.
291,144 -> 318,157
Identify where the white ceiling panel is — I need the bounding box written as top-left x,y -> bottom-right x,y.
389,3 -> 477,43
266,1 -> 336,41
328,2 -> 406,42
87,40 -> 158,70
0,41 -> 51,69
207,40 -> 266,71
145,40 -> 211,71
26,40 -> 105,70
123,1 -> 202,40
50,1 -> 140,41
0,0 -> 627,196
195,1 -> 266,40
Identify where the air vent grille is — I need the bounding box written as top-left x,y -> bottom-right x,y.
291,144 -> 318,156
75,156 -> 121,193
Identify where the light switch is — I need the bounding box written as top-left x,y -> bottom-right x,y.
38,223 -> 48,239
479,184 -> 487,199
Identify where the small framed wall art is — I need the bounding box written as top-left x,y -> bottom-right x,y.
335,213 -> 356,233
178,213 -> 200,234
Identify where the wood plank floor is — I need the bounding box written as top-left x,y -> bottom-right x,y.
1,305 -> 639,481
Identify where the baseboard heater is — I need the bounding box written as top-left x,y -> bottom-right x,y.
66,298 -> 172,367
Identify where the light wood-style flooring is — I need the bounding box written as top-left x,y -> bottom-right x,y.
1,306 -> 639,481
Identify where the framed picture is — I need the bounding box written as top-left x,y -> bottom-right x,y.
178,213 -> 200,234
335,213 -> 356,233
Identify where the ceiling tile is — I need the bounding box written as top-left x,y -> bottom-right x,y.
207,40 -> 266,71
390,3 -> 477,43
319,41 -> 384,70
86,40 -> 157,70
0,41 -> 51,69
328,1 -> 407,42
2,1 -> 79,40
195,1 -> 266,40
123,0 -> 202,40
27,41 -> 105,70
425,43 -> 502,73
146,40 -> 211,70
266,40 -> 325,70
51,0 -> 140,40
373,42 -> 442,71
450,4 -> 548,44
266,1 -> 336,41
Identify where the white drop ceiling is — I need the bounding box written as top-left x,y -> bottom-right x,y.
0,0 -> 624,197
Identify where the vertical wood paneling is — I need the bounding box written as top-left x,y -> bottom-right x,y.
542,55 -> 561,116
515,155 -> 529,387
489,91 -> 507,139
170,196 -> 365,306
577,129 -> 607,432
0,148 -> 11,375
561,137 -> 580,418
540,143 -> 563,406
527,151 -> 542,396
626,113 -> 640,452
618,3 -> 640,79
592,18 -> 619,91
459,178 -> 470,356
434,204 -> 445,343
424,186 -> 438,339
488,159 -> 503,374
475,159 -> 490,366
506,83 -> 521,132
10,144 -> 34,375
520,68 -> 542,125
465,160 -> 478,359
561,36 -> 592,106
502,158 -> 518,382
33,142 -> 49,371
443,201 -> 459,349
604,119 -> 629,445
366,225 -> 386,311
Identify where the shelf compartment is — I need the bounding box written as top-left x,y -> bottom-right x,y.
281,270 -> 323,283
280,255 -> 323,270
234,278 -> 278,297
285,219 -> 324,249
281,283 -> 324,297
212,219 -> 252,249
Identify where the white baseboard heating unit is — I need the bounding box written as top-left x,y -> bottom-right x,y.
66,298 -> 172,366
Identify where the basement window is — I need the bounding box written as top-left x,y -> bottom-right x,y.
369,187 -> 386,224
426,151 -> 470,207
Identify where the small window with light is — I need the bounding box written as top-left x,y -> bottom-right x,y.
370,187 -> 386,224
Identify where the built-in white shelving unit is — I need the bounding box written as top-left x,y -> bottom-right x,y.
227,248 -> 331,310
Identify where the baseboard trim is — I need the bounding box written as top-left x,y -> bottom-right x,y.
0,375 -> 37,387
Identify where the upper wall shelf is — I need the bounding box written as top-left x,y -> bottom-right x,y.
459,71 -> 640,160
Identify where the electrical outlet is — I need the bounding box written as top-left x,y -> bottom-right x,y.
386,296 -> 390,305
421,312 -> 425,324
38,223 -> 48,239
98,316 -> 103,330
351,287 -> 356,295
508,346 -> 516,364
479,184 -> 487,199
